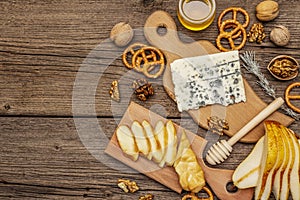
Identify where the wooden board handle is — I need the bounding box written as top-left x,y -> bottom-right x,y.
144,10 -> 179,47
144,10 -> 210,58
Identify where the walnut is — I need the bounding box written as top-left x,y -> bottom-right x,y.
117,179 -> 139,193
110,22 -> 134,47
109,80 -> 120,102
267,55 -> 299,81
132,79 -> 154,101
256,0 -> 279,22
247,23 -> 266,44
270,25 -> 290,46
139,194 -> 154,200
207,116 -> 229,136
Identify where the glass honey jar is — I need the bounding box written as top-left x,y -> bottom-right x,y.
177,0 -> 216,31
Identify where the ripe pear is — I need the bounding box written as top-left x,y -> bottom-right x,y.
287,129 -> 300,200
232,136 -> 264,188
278,125 -> 295,200
272,123 -> 290,199
255,121 -> 282,200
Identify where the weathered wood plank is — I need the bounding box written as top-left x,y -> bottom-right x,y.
1,0 -> 300,199
0,117 -> 257,199
0,0 -> 299,117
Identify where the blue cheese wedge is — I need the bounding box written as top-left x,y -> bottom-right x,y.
170,51 -> 246,112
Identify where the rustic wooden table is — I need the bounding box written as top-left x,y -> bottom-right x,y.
1,0 -> 299,199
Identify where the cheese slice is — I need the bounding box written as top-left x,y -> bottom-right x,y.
170,50 -> 246,112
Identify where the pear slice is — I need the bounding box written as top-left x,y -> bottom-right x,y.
261,122 -> 285,200
116,125 -> 139,161
232,136 -> 264,189
174,129 -> 191,167
154,120 -> 168,167
272,123 -> 290,200
164,120 -> 178,166
279,125 -> 295,200
287,129 -> 300,200
142,120 -> 159,161
131,120 -> 150,157
255,121 -> 282,200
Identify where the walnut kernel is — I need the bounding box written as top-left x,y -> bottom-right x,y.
247,23 -> 266,44
132,79 -> 154,101
139,194 -> 154,200
109,80 -> 120,102
117,179 -> 139,193
267,55 -> 299,81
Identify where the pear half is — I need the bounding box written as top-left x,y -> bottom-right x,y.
272,123 -> 290,200
232,136 -> 264,189
278,125 -> 295,200
287,129 -> 300,200
255,121 -> 283,200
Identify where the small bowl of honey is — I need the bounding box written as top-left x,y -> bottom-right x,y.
177,0 -> 216,31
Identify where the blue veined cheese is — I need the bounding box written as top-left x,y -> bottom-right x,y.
170,50 -> 246,112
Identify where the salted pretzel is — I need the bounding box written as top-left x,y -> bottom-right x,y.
182,187 -> 213,200
132,46 -> 165,79
218,7 -> 250,29
285,82 -> 300,113
216,19 -> 247,52
218,7 -> 250,39
122,43 -> 146,69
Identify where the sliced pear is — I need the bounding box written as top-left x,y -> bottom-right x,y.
260,122 -> 284,200
154,120 -> 168,167
255,121 -> 280,200
174,129 -> 191,167
279,125 -> 295,200
272,123 -> 290,200
164,120 -> 178,166
116,125 -> 139,161
287,129 -> 300,200
174,130 -> 205,193
232,136 -> 264,189
142,120 -> 159,161
131,120 -> 150,157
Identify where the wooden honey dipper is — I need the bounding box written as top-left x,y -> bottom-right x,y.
206,97 -> 284,165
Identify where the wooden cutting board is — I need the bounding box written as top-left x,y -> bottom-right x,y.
105,102 -> 253,200
143,10 -> 294,143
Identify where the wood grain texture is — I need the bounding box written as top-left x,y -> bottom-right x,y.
0,0 -> 300,199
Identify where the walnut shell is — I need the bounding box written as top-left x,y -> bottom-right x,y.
270,25 -> 290,46
267,55 -> 299,81
110,22 -> 134,47
256,0 -> 279,22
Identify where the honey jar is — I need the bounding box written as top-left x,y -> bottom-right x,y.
177,0 -> 216,31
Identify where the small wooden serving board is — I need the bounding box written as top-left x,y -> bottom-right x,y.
105,102 -> 253,200
143,11 -> 294,143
